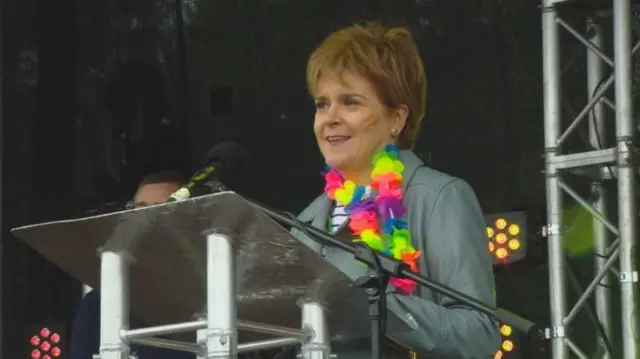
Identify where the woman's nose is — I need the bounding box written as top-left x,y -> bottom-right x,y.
325,105 -> 341,125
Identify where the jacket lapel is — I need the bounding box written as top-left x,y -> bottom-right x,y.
308,194 -> 333,231
398,150 -> 424,192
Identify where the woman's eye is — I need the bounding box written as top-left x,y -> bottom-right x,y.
315,101 -> 328,110
344,98 -> 359,106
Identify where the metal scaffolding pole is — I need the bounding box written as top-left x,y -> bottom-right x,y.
0,0 -> 4,354
541,2 -> 568,359
542,0 -> 639,357
613,1 -> 639,358
586,17 -> 612,359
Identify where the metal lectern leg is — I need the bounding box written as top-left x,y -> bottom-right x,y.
196,327 -> 207,359
300,302 -> 330,359
99,251 -> 130,359
206,233 -> 237,358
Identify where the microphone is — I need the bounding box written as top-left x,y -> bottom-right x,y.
168,141 -> 249,202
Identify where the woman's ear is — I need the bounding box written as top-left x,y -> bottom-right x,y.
392,104 -> 409,136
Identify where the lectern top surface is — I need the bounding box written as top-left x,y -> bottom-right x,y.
12,192 -> 406,341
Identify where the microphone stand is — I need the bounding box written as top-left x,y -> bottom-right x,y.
354,270 -> 387,359
247,200 -> 539,357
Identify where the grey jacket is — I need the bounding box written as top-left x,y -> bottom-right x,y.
291,150 -> 500,358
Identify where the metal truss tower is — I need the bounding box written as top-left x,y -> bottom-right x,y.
542,0 -> 638,358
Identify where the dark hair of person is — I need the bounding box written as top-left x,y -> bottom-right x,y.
139,170 -> 186,187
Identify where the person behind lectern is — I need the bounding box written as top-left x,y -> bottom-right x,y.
288,23 -> 501,358
70,170 -> 196,359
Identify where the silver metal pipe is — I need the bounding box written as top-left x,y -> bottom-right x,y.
557,40 -> 640,146
238,320 -> 309,339
300,302 -> 330,359
121,320 -> 206,340
558,18 -> 614,67
605,237 -> 619,256
197,327 -> 206,359
586,18 -> 613,358
238,338 -> 303,354
122,319 -> 308,342
207,233 -> 237,358
556,76 -> 613,146
613,1 -> 639,358
563,246 -> 620,325
557,181 -> 618,236
130,337 -> 200,354
564,338 -> 589,359
99,251 -> 130,359
602,97 -> 615,111
542,1 -> 568,358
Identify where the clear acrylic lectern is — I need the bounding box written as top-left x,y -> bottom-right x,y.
12,192 -> 406,359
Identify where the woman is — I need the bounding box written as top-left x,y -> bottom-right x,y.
291,23 -> 500,358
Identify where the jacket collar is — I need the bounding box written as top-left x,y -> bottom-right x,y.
307,150 -> 424,232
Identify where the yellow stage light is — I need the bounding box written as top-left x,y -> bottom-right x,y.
494,322 -> 518,358
484,211 -> 527,264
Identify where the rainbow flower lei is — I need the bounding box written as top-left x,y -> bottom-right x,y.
324,144 -> 421,293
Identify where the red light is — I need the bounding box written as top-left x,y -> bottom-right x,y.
31,349 -> 41,359
40,328 -> 50,338
51,347 -> 61,357
40,341 -> 51,352
49,333 -> 60,344
42,355 -> 51,359
30,335 -> 41,346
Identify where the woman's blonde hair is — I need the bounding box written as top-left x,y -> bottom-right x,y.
306,22 -> 427,149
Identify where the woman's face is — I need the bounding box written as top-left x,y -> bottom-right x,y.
313,72 -> 406,178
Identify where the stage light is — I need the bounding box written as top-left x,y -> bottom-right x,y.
500,324 -> 512,336
484,211 -> 527,264
26,323 -> 65,359
502,340 -> 514,352
494,323 -> 519,358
